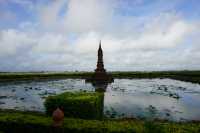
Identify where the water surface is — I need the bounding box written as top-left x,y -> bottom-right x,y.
0,78 -> 200,121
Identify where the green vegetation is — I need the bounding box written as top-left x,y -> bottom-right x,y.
0,111 -> 138,133
111,71 -> 200,84
0,72 -> 93,82
0,71 -> 200,84
44,92 -> 104,120
0,111 -> 200,133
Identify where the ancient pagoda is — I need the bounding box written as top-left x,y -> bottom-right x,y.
86,41 -> 113,84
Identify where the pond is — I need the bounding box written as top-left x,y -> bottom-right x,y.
0,78 -> 200,122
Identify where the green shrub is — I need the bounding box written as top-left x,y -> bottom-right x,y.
44,92 -> 104,120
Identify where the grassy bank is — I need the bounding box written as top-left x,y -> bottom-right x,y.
0,71 -> 200,84
0,110 -> 200,133
0,72 -> 93,82
112,71 -> 200,84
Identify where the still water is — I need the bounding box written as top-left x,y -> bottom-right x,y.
0,78 -> 200,121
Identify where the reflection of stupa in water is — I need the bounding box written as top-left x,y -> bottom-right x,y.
86,41 -> 114,91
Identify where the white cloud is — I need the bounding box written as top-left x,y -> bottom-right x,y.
0,29 -> 34,57
32,33 -> 69,54
38,0 -> 67,27
62,0 -> 113,33
128,20 -> 193,50
0,0 -> 200,71
37,0 -> 114,33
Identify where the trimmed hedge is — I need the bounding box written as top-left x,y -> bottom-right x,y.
44,92 -> 104,120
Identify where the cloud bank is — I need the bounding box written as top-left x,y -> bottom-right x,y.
0,0 -> 200,71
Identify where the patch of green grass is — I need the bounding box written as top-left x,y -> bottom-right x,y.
0,111 -> 139,133
0,111 -> 200,133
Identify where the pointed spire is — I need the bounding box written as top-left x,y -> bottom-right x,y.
98,40 -> 102,52
99,40 -> 101,49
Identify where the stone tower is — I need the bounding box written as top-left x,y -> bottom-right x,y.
86,41 -> 113,84
95,41 -> 106,73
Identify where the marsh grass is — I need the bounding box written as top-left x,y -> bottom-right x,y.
1,71 -> 200,84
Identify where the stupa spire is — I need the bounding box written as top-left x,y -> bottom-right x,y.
86,40 -> 114,87
96,40 -> 105,72
99,40 -> 101,48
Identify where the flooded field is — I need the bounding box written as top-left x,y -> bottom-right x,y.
0,78 -> 200,122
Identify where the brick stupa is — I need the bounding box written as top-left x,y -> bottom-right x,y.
86,41 -> 113,84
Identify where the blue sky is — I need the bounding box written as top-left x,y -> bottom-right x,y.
0,0 -> 200,71
0,0 -> 199,29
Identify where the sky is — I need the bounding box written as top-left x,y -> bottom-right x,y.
0,0 -> 200,72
